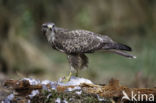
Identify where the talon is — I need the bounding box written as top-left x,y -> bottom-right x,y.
61,71 -> 72,82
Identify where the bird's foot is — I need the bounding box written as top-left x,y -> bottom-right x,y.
61,71 -> 72,82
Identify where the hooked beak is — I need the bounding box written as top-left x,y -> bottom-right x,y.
41,24 -> 48,34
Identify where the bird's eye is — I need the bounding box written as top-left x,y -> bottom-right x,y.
42,24 -> 48,28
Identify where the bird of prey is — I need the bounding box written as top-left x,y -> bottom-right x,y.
41,22 -> 136,81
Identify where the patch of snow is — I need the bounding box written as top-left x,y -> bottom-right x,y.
41,80 -> 57,90
42,84 -> 49,91
23,78 -> 40,85
49,82 -> 57,90
75,91 -> 82,95
41,80 -> 52,85
28,90 -> 39,99
63,99 -> 68,103
66,86 -> 81,92
55,98 -> 61,103
27,99 -> 31,103
2,94 -> 14,103
97,95 -> 105,102
55,98 -> 68,103
7,94 -> 14,100
58,76 -> 93,86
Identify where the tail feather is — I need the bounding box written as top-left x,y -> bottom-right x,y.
107,50 -> 136,59
115,43 -> 132,51
103,43 -> 132,51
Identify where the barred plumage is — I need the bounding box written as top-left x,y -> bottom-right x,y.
41,22 -> 136,81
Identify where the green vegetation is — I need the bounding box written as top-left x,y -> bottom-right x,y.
31,89 -> 111,103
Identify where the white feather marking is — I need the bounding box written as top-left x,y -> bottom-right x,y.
47,24 -> 52,28
96,36 -> 103,42
48,32 -> 55,43
59,49 -> 65,53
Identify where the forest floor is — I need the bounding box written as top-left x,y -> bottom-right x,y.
1,76 -> 156,103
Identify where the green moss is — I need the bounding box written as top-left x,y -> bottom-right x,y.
30,89 -> 112,103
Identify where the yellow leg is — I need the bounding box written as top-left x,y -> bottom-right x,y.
75,69 -> 79,77
62,71 -> 72,82
62,66 -> 79,82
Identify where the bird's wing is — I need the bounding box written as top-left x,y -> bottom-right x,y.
56,30 -> 105,53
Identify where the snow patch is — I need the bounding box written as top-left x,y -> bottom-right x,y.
55,98 -> 68,103
63,99 -> 68,103
22,76 -> 93,87
7,94 -> 14,100
41,80 -> 52,85
27,99 -> 31,103
66,86 -> 81,92
23,78 -> 40,85
28,90 -> 39,99
58,76 -> 93,86
75,91 -> 82,95
97,95 -> 105,102
2,94 -> 15,103
42,84 -> 49,91
55,98 -> 61,103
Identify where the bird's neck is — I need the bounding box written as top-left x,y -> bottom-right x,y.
47,31 -> 55,43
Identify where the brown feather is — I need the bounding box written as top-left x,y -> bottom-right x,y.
67,54 -> 88,70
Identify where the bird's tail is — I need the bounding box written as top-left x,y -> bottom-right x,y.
106,50 -> 136,59
102,42 -> 136,58
103,43 -> 132,51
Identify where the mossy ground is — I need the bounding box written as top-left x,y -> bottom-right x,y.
31,89 -> 112,103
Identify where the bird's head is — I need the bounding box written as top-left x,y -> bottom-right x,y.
41,22 -> 56,36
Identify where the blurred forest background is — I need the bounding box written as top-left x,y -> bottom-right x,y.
0,0 -> 156,87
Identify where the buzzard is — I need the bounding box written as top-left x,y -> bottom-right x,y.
41,22 -> 136,81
